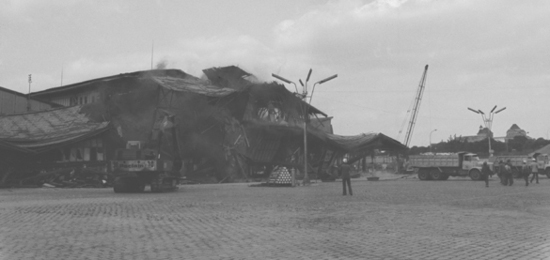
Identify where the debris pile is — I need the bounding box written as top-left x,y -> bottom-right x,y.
15,168 -> 111,188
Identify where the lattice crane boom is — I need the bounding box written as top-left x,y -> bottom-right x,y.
403,64 -> 429,147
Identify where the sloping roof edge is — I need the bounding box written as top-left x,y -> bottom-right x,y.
0,139 -> 34,154
325,132 -> 408,152
30,69 -> 188,97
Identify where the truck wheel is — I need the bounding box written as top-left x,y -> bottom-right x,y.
418,170 -> 430,180
430,169 -> 444,180
130,183 -> 146,193
113,184 -> 123,193
469,169 -> 482,181
113,181 -> 128,193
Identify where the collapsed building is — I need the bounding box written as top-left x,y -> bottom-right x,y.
0,66 -> 407,186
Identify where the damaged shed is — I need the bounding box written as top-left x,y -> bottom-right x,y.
4,66 -> 407,184
0,106 -> 117,186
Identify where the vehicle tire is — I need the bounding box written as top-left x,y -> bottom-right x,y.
150,178 -> 161,192
113,184 -> 123,193
113,178 -> 128,193
131,183 -> 146,193
469,169 -> 482,181
430,169 -> 442,180
418,169 -> 431,180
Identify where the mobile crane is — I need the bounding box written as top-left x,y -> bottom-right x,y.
397,65 -> 429,173
403,65 -> 429,147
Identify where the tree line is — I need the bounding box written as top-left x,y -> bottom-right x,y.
408,135 -> 550,158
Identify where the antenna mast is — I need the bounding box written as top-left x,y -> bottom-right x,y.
151,40 -> 154,70
27,74 -> 32,112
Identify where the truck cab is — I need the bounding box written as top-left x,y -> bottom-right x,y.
534,153 -> 550,178
110,141 -> 179,193
461,153 -> 477,170
461,153 -> 489,170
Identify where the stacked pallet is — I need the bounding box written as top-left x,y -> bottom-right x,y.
267,167 -> 292,186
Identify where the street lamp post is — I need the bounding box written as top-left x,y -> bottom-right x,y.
467,105 -> 506,157
429,129 -> 437,153
272,70 -> 337,185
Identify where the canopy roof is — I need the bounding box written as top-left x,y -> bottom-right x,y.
532,144 -> 550,156
0,106 -> 110,153
325,132 -> 408,153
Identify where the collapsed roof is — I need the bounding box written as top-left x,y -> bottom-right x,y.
5,66 -> 407,175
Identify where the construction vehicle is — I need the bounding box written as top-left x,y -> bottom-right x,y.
110,114 -> 182,193
409,152 -> 490,181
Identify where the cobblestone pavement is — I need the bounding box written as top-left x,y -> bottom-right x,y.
1,177 -> 550,260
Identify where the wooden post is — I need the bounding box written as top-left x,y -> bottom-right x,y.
371,152 -> 375,175
291,168 -> 296,187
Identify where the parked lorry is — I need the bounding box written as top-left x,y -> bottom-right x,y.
409,152 -> 490,181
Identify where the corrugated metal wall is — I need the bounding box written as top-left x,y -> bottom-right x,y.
0,89 -> 53,115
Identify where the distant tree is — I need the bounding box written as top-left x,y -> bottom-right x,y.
508,135 -> 528,152
531,138 -> 550,151
406,135 -> 550,157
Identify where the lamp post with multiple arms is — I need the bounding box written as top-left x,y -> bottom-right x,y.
467,105 -> 506,157
272,70 -> 337,185
429,129 -> 437,152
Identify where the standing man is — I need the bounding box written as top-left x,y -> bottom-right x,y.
339,158 -> 353,196
505,160 -> 514,186
530,158 -> 539,184
521,160 -> 531,186
481,161 -> 491,188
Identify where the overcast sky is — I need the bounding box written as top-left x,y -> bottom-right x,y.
1,0 -> 549,147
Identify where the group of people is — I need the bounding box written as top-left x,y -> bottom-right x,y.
491,159 -> 540,187
338,157 -> 542,194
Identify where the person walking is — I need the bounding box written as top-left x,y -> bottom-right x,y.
521,159 -> 531,186
339,158 -> 353,196
481,161 -> 491,187
498,160 -> 506,185
530,158 -> 539,184
504,160 -> 514,186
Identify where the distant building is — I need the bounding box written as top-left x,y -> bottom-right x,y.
458,125 -> 493,142
506,124 -> 529,140
0,86 -> 58,115
457,124 -> 529,143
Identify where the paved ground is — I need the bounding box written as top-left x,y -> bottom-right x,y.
1,176 -> 550,260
